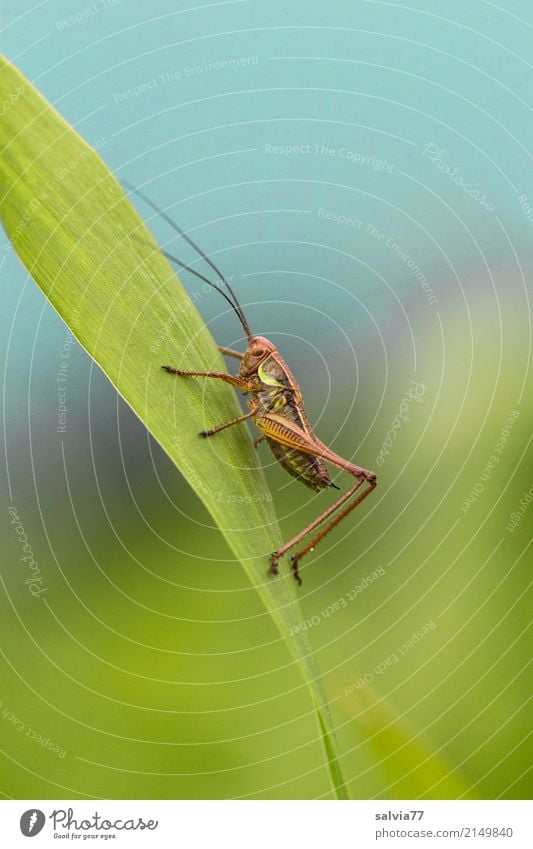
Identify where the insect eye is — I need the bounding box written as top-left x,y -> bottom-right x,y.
252,347 -> 265,358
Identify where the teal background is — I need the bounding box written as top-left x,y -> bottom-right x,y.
1,0 -> 531,799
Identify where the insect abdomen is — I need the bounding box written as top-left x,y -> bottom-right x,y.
257,354 -> 336,491
266,439 -> 334,492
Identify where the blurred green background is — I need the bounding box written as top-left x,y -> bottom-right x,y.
1,0 -> 531,799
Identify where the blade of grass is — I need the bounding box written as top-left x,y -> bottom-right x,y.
339,681 -> 475,799
0,55 -> 348,799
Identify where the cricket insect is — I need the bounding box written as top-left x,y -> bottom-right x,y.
128,185 -> 377,584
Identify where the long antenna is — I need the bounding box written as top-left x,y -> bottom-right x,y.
132,231 -> 253,340
147,242 -> 252,336
123,181 -> 252,339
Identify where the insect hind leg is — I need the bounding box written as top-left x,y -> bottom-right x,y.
269,470 -> 376,583
289,476 -> 377,579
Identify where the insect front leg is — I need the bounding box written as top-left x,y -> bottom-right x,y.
161,365 -> 249,391
162,365 -> 256,436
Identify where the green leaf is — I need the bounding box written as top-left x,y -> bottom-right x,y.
0,55 -> 348,799
339,681 -> 475,799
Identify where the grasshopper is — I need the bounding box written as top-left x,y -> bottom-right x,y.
129,186 -> 377,584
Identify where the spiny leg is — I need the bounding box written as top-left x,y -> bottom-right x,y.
269,477 -> 367,582
162,365 -> 255,436
200,409 -> 255,438
161,365 -> 249,391
255,412 -> 377,583
254,434 -> 266,449
270,477 -> 365,563
289,477 -> 376,583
